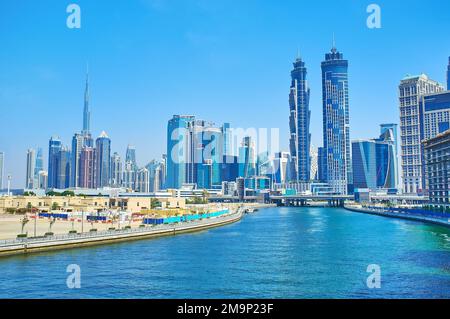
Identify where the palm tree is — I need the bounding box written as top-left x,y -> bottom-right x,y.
20,216 -> 29,234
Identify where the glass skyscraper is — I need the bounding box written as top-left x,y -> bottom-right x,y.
95,131 -> 111,188
321,45 -> 352,194
238,136 -> 256,178
289,55 -> 311,182
447,56 -> 450,90
34,147 -> 44,183
352,130 -> 397,190
47,136 -> 62,189
26,149 -> 36,189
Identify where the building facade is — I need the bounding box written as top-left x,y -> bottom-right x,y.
423,129 -> 450,209
289,56 -> 311,182
47,136 -> 62,189
398,74 -> 444,194
26,148 -> 36,189
111,152 -> 122,187
321,45 -> 352,194
95,131 -> 111,188
79,147 -> 95,189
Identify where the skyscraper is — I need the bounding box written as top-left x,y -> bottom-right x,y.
317,147 -> 327,183
125,145 -> 137,170
26,149 -> 36,189
34,147 -> 44,184
0,152 -> 3,189
238,136 -> 256,178
380,124 -> 400,189
57,146 -> 71,189
71,133 -> 84,188
310,144 -> 318,181
111,152 -> 122,187
398,74 -> 443,194
166,115 -> 195,189
272,151 -> 290,184
48,136 -> 62,189
79,147 -> 95,188
289,55 -> 311,182
136,167 -> 150,192
82,68 -> 90,136
321,43 -> 352,194
37,171 -> 48,190
95,131 -> 111,188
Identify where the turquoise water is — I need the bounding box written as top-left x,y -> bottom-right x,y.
1,207 -> 450,298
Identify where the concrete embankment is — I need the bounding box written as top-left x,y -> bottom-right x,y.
344,206 -> 450,228
0,209 -> 244,258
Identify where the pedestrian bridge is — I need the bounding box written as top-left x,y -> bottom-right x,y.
269,195 -> 354,207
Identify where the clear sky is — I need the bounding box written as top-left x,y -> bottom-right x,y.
1,0 -> 449,188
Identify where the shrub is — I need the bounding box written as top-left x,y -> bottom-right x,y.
17,234 -> 27,238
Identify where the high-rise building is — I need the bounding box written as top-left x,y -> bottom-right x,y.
398,74 -> 444,194
317,147 -> 327,183
37,171 -> 48,190
136,167 -> 150,192
122,161 -> 136,190
57,146 -> 71,189
0,152 -> 3,189
82,68 -> 90,136
71,133 -> 84,188
420,91 -> 450,140
423,129 -> 450,208
47,136 -> 62,189
310,145 -> 318,181
34,148 -> 44,183
95,131 -> 111,188
380,124 -> 400,189
272,151 -> 290,184
238,136 -> 256,178
166,115 -> 195,189
222,123 -> 231,156
26,149 -> 36,189
111,152 -> 122,187
289,55 -> 311,182
321,44 -> 352,194
125,145 -> 137,171
79,147 -> 95,188
352,130 -> 397,190
146,160 -> 164,192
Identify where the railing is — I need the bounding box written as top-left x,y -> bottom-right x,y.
0,208 -> 243,248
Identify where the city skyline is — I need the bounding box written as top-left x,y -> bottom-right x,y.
1,0 -> 450,188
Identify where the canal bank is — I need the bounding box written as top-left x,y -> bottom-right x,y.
344,205 -> 450,228
0,208 -> 245,258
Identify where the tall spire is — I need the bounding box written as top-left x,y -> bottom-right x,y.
331,33 -> 337,53
82,64 -> 90,135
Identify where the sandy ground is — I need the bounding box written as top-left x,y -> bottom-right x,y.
0,214 -> 143,240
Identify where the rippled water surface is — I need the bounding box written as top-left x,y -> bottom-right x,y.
1,207 -> 450,298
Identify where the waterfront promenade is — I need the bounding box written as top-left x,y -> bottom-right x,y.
345,205 -> 450,228
0,207 -> 245,257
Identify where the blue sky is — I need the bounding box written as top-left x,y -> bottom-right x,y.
1,0 -> 449,188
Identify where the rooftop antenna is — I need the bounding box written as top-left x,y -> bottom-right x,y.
332,33 -> 337,52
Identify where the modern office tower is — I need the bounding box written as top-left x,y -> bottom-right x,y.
70,133 -> 84,188
47,136 -> 62,189
79,147 -> 95,188
380,124 -> 400,189
125,145 -> 138,171
0,152 -> 3,189
82,69 -> 91,136
196,159 -> 212,189
420,91 -> 450,140
186,119 -> 224,187
321,44 -> 352,194
111,152 -> 122,187
160,154 -> 167,189
310,145 -> 318,181
352,130 -> 397,190
166,115 -> 195,189
136,167 -> 150,192
221,155 -> 239,182
398,74 -> 444,194
423,129 -> 450,208
238,136 -> 256,178
222,123 -> 231,156
57,146 -> 71,189
26,148 -> 36,189
95,131 -> 111,188
317,147 -> 327,183
37,171 -> 48,190
272,151 -> 290,184
289,55 -> 311,182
